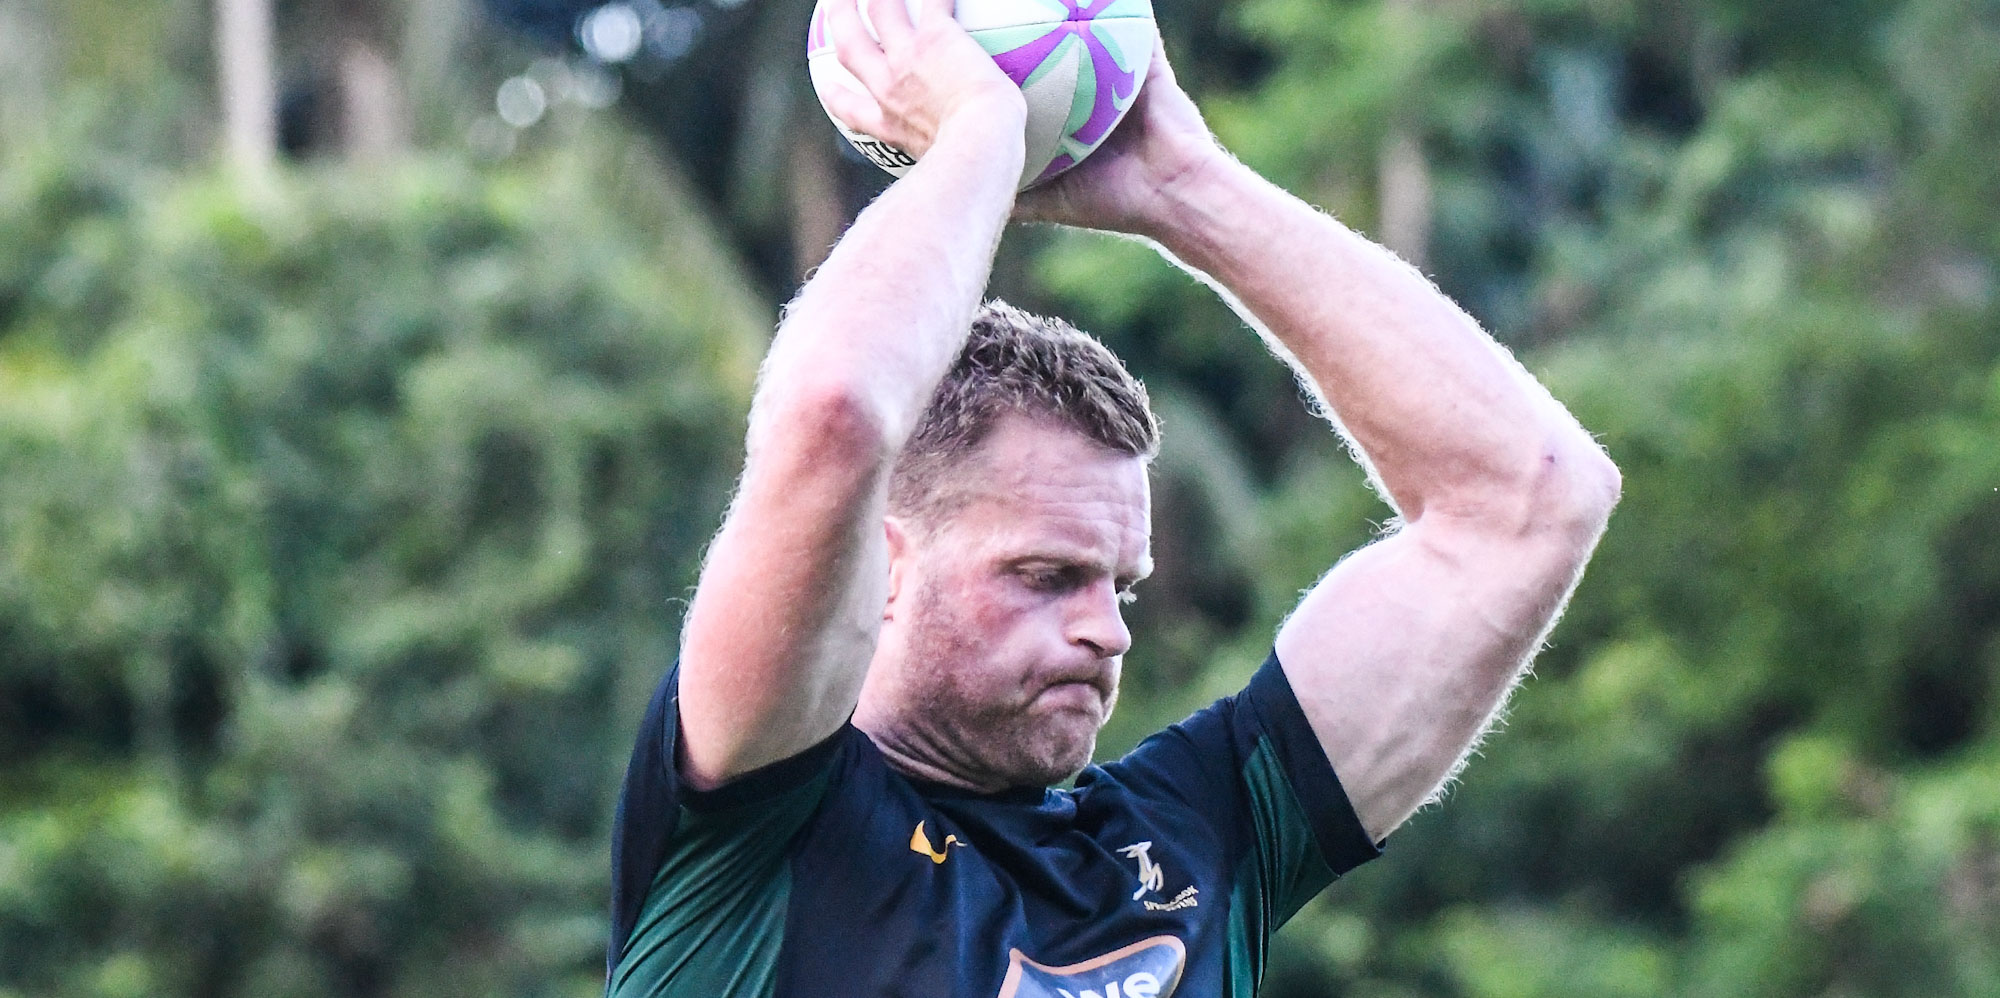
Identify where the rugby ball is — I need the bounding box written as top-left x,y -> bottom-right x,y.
807,0 -> 1157,190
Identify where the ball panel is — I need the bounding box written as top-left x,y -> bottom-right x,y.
1088,17 -> 1157,70
966,23 -> 1053,60
809,0 -> 1158,51
1095,0 -> 1154,20
953,0 -> 1068,32
806,0 -> 1156,189
1016,37 -> 1084,188
1061,40 -> 1099,138
957,0 -> 1156,33
1065,18 -> 1154,145
978,16 -> 1152,183
807,5 -> 830,56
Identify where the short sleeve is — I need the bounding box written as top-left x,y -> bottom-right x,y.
1100,652 -> 1381,924
606,666 -> 850,986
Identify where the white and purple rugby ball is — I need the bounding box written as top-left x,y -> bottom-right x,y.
807,0 -> 1158,190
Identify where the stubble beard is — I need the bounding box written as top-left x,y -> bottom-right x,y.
899,581 -> 1108,789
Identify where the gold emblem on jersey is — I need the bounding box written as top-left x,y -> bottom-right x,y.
910,820 -> 965,864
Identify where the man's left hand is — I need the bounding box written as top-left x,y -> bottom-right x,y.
1013,39 -> 1227,238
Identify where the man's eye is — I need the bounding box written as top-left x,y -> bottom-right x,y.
1020,567 -> 1076,592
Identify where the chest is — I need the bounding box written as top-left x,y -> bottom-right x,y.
780,785 -> 1243,998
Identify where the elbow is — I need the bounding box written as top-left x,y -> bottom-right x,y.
1527,431 -> 1622,548
1437,428 -> 1619,551
748,376 -> 899,474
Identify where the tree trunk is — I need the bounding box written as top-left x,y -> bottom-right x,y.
1378,0 -> 1435,268
215,0 -> 278,179
1377,127 -> 1433,268
787,123 -> 847,279
339,38 -> 406,161
331,0 -> 409,161
402,0 -> 472,138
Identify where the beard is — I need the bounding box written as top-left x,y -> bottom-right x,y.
895,578 -> 1117,789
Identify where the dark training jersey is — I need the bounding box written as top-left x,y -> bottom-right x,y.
606,654 -> 1382,997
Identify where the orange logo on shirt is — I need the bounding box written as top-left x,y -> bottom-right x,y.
910,821 -> 965,864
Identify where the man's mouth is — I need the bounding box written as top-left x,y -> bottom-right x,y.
1036,680 -> 1107,710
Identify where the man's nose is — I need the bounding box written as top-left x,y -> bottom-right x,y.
1068,580 -> 1132,659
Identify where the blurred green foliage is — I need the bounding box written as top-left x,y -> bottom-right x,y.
2,0 -> 1997,995
0,112 -> 767,994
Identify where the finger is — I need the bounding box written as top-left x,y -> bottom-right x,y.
866,0 -> 916,47
819,83 -> 892,143
913,0 -> 954,28
827,0 -> 894,95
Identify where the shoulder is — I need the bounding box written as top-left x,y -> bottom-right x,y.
1093,655 -> 1382,877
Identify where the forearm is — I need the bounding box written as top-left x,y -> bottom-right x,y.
755,110 -> 1025,454
678,112 -> 1024,786
1147,158 -> 1614,527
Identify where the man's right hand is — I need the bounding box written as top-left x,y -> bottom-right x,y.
820,0 -> 1027,164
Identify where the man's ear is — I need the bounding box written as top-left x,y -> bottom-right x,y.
883,515 -> 913,620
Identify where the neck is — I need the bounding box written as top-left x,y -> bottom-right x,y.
854,644 -> 1010,793
852,707 -> 1019,795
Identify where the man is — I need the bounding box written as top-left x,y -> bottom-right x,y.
606,0 -> 1621,994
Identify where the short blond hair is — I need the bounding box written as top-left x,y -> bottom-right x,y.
889,300 -> 1159,524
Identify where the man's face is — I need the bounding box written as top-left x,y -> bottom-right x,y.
877,414 -> 1153,789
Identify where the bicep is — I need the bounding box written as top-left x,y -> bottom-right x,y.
677,394 -> 893,790
1274,517 -> 1593,840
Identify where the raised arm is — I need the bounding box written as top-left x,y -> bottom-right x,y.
1023,47 -> 1620,840
1162,163 -> 1620,842
676,0 -> 1026,790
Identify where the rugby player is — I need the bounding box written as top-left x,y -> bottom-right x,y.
607,0 -> 1621,994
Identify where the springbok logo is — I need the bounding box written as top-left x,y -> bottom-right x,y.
995,935 -> 1185,998
1117,841 -> 1164,900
